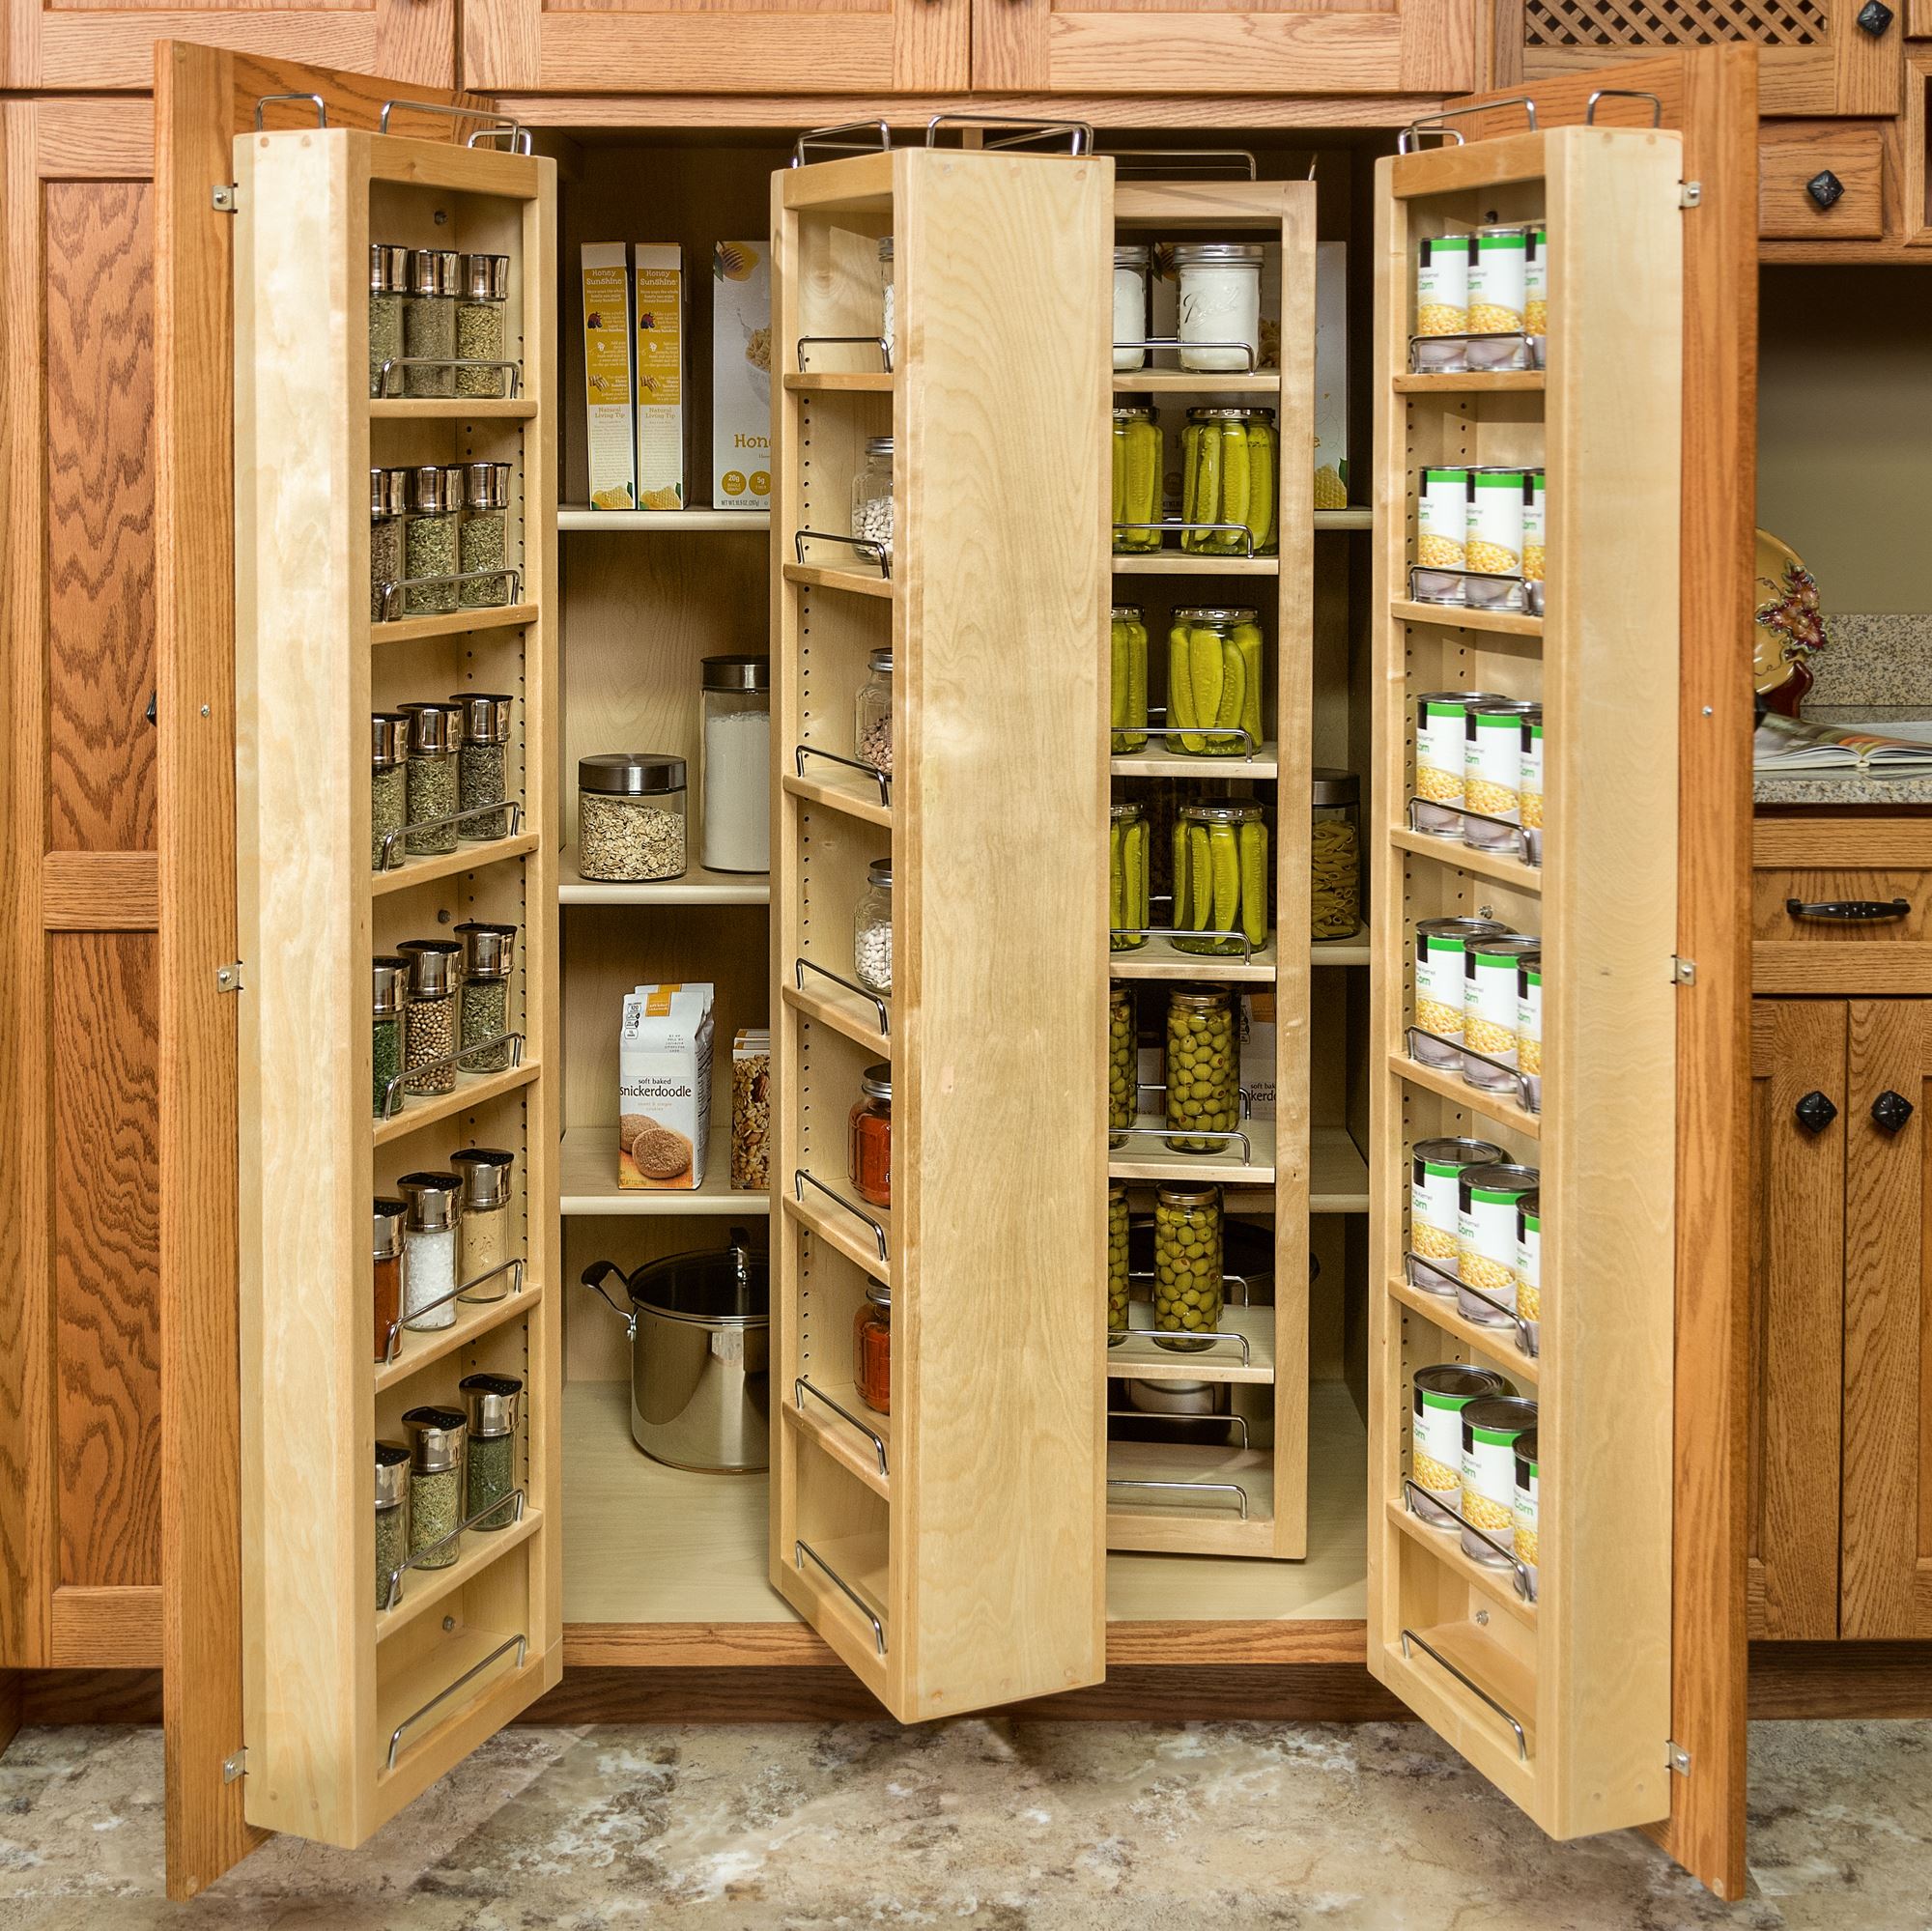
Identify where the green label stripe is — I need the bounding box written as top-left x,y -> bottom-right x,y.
1423,469 -> 1468,484
1479,235 -> 1528,251
1421,1159 -> 1463,1178
1472,471 -> 1524,489
1522,1209 -> 1541,1232
1423,936 -> 1466,955
1475,712 -> 1518,730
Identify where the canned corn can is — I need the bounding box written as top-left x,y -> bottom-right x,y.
1416,234 -> 1473,338
1411,1364 -> 1510,1528
1516,950 -> 1542,1079
1458,1161 -> 1539,1306
1414,914 -> 1505,1065
1415,689 -> 1504,836
1409,1136 -> 1505,1279
1463,698 -> 1536,849
1514,1428 -> 1540,1598
1416,467 -> 1469,577
1522,468 -> 1547,586
1516,1190 -> 1542,1353
1465,468 -> 1525,583
1461,1394 -> 1537,1565
1463,933 -> 1538,1087
1524,226 -> 1548,338
1519,707 -> 1544,838
1469,225 -> 1527,335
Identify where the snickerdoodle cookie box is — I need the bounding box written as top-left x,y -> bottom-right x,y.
617,982 -> 714,1190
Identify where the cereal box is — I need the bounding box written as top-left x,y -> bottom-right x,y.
634,244 -> 685,512
617,983 -> 713,1189
581,242 -> 636,511
712,241 -> 773,511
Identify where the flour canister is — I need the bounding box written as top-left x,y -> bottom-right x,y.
1410,1365 -> 1510,1529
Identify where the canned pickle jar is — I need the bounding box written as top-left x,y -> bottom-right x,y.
1410,1365 -> 1510,1528
1414,234 -> 1473,338
1457,1162 -> 1540,1314
1168,607 -> 1264,755
1469,225 -> 1528,336
1465,469 -> 1525,603
1409,1137 -> 1504,1279
1463,932 -> 1539,1090
1413,916 -> 1506,1065
1110,801 -> 1151,952
1111,605 -> 1149,753
1463,698 -> 1538,852
1414,468 -> 1468,603
1461,1394 -> 1538,1566
1514,1428 -> 1541,1598
1516,1190 -> 1542,1354
1414,689 -> 1505,836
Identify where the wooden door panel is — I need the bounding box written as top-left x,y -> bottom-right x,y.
1747,999 -> 1845,1640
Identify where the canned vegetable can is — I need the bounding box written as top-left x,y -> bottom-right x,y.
1524,227 -> 1548,338
1461,1394 -> 1538,1565
1409,1137 -> 1505,1278
1465,468 -> 1525,583
1463,933 -> 1539,1088
1515,1190 -> 1542,1355
1416,467 -> 1470,591
1469,225 -> 1527,335
1416,234 -> 1473,337
1411,1365 -> 1511,1528
1522,469 -> 1547,587
1414,689 -> 1505,836
1457,1161 -> 1540,1305
1463,698 -> 1537,848
1514,1428 -> 1540,1598
1413,915 -> 1506,1065
1518,708 -> 1545,837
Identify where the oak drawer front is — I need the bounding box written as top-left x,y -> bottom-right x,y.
1755,866 -> 1932,991
1758,123 -> 1886,240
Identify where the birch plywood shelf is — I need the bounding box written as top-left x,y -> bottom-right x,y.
370,603 -> 540,647
558,1127 -> 765,1218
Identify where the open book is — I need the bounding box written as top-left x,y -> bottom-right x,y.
1754,713 -> 1932,775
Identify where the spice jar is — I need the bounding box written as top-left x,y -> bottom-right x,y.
854,1281 -> 892,1414
1113,243 -> 1151,372
577,753 -> 687,882
851,436 -> 894,561
459,460 -> 512,610
1166,607 -> 1264,754
455,692 -> 513,841
1107,1182 -> 1130,1342
1111,605 -> 1149,753
1109,801 -> 1150,952
403,699 -> 463,857
372,954 -> 409,1117
855,646 -> 893,777
1152,1182 -> 1223,1351
402,1406 -> 467,1570
403,465 -> 463,617
404,248 -> 460,398
397,938 -> 462,1097
699,655 -> 771,874
1173,803 -> 1268,955
1112,404 -> 1161,554
456,253 -> 511,400
854,857 -> 892,997
461,1372 -> 522,1529
369,467 -> 407,622
848,1062 -> 892,1208
456,920 -> 517,1073
372,1197 -> 406,1364
1165,985 -> 1237,1153
1310,769 -> 1362,941
1173,241 -> 1264,373
369,244 -> 410,398
878,237 -> 895,365
397,1171 -> 463,1331
371,711 -> 410,869
375,1441 -> 410,1611
451,1148 -> 516,1299
1108,983 -> 1136,1149
1180,407 -> 1278,556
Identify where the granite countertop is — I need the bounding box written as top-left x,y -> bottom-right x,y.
1755,615 -> 1932,808
1755,704 -> 1932,809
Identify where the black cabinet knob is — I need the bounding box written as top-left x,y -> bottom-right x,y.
1858,0 -> 1894,34
145,691 -> 156,727
1872,1090 -> 1915,1134
1796,1090 -> 1839,1133
1807,170 -> 1846,212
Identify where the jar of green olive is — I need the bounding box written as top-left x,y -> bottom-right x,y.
369,466 -> 407,622
404,247 -> 459,397
456,253 -> 511,400
372,954 -> 409,1118
459,460 -> 512,609
403,700 -> 463,857
1152,1182 -> 1223,1351
374,1441 -> 410,1611
404,465 -> 463,616
1107,1181 -> 1130,1344
456,920 -> 517,1073
402,1406 -> 467,1571
461,1372 -> 522,1529
397,938 -> 462,1096
370,711 -> 410,869
369,244 -> 410,398
1109,982 -> 1136,1148
455,692 -> 513,840
1165,985 -> 1238,1153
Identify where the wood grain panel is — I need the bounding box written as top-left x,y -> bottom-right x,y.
1754,866 -> 1932,939
49,1581 -> 162,1667
43,180 -> 156,855
50,932 -> 160,1590
1758,121 -> 1886,240
41,851 -> 158,929
1755,818 -> 1932,867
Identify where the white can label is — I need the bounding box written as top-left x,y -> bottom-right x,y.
1463,950 -> 1520,1066
1417,469 -> 1467,569
1411,1162 -> 1463,1268
1522,471 -> 1547,584
1467,470 -> 1523,577
1464,712 -> 1521,826
1416,237 -> 1470,337
1413,1388 -> 1466,1496
1514,1462 -> 1540,1567
1459,1184 -> 1523,1300
1520,724 -> 1544,830
1462,1424 -> 1522,1549
1517,969 -> 1543,1077
1416,932 -> 1467,1044
1469,230 -> 1527,334
1524,229 -> 1548,336
1416,698 -> 1465,809
1516,1211 -> 1541,1319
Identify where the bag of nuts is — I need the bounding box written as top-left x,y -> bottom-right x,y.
617,983 -> 713,1190
731,1028 -> 770,1191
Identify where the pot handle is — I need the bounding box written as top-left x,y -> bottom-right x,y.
580,1261 -> 638,1339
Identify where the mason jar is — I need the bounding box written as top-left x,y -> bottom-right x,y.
404,248 -> 460,398
577,753 -> 687,882
1108,982 -> 1136,1149
403,700 -> 463,857
397,939 -> 462,1097
1109,801 -> 1150,952
1180,407 -> 1278,556
456,252 -> 511,400
459,460 -> 512,609
1165,985 -> 1237,1153
370,710 -> 410,870
455,692 -> 513,841
1173,241 -> 1264,373
878,236 -> 895,365
456,920 -> 517,1073
1167,607 -> 1264,755
404,464 -> 463,616
1111,605 -> 1148,753
1113,242 -> 1151,372
369,466 -> 407,622
855,646 -> 893,777
369,243 -> 410,398
1310,768 -> 1362,941
1152,1182 -> 1223,1351
851,436 -> 894,561
848,1063 -> 892,1208
854,1281 -> 891,1414
1108,1181 -> 1130,1342
854,857 -> 892,997
1173,803 -> 1268,956
1112,404 -> 1161,554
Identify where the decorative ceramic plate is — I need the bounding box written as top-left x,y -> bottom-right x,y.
1753,528 -> 1809,696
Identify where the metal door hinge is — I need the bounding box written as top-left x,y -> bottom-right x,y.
223,1748 -> 247,1782
212,185 -> 238,213
215,962 -> 244,994
1667,1740 -> 1691,1776
1679,182 -> 1702,209
1671,956 -> 1696,985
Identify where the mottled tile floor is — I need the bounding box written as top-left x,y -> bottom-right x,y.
1,1719 -> 1929,1930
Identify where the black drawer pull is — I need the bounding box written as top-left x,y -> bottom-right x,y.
1795,1091 -> 1838,1134
1873,1090 -> 1915,1134
1785,896 -> 1911,923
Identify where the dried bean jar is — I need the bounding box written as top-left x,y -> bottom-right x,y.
1165,985 -> 1237,1153
370,711 -> 410,870
456,692 -> 514,841
578,753 -> 687,882
374,1442 -> 410,1611
371,954 -> 409,1118
1152,1182 -> 1223,1351
459,460 -> 512,609
369,467 -> 407,622
456,920 -> 517,1073
402,1406 -> 467,1570
461,1372 -> 522,1529
372,1197 -> 406,1363
403,465 -> 463,617
398,938 -> 462,1096
397,1172 -> 463,1331
368,243 -> 409,398
855,647 -> 893,777
456,253 -> 511,400
404,247 -> 459,397
851,437 -> 894,560
853,858 -> 892,997
403,699 -> 463,856
451,1147 -> 516,1300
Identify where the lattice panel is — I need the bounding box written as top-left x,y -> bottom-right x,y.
1524,0 -> 1824,44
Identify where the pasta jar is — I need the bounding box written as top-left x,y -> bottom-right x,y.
851,436 -> 894,561
1152,1182 -> 1223,1351
1107,1181 -> 1130,1342
1173,241 -> 1263,373
1463,697 -> 1538,851
1516,1190 -> 1542,1354
1109,801 -> 1150,952
854,857 -> 893,997
1111,605 -> 1149,753
374,1441 -> 410,1611
1468,224 -> 1527,337
368,243 -> 409,398
1463,932 -> 1539,1091
1310,769 -> 1361,940
849,1063 -> 892,1208
1408,1137 -> 1504,1280
398,938 -> 463,1097
404,247 -> 460,398
877,237 -> 895,365
1112,405 -> 1161,554
1457,1162 -> 1540,1312
1524,226 -> 1548,339
456,252 -> 511,400
1460,1394 -> 1538,1566
1167,607 -> 1263,755
451,1146 -> 516,1300
456,692 -> 514,841
1174,803 -> 1268,956
404,464 -> 463,616
1413,688 -> 1505,837
459,460 -> 512,609
855,645 -> 893,777
854,1281 -> 891,1414
1414,234 -> 1473,338
1409,1364 -> 1510,1528
577,753 -> 687,882
370,710 -> 410,869
402,1406 -> 467,1570
1520,705 -> 1545,847
1180,408 -> 1278,557
1464,468 -> 1525,605
456,920 -> 517,1073
397,1171 -> 463,1332
369,466 -> 407,621
1164,985 -> 1237,1152
1414,467 -> 1469,604
1112,243 -> 1151,372
372,1196 -> 406,1363
1514,1428 -> 1540,1598
1108,983 -> 1136,1149
403,699 -> 463,857
461,1372 -> 522,1530
371,954 -> 409,1118
1412,915 -> 1506,1067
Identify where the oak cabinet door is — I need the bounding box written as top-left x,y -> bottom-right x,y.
463,0 -> 968,94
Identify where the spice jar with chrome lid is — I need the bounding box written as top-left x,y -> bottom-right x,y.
370,711 -> 410,870
374,1441 -> 410,1610
456,921 -> 518,1074
404,247 -> 460,397
401,1406 -> 468,1571
369,244 -> 410,398
451,1147 -> 517,1301
369,467 -> 408,622
456,253 -> 511,399
371,954 -> 409,1118
454,692 -> 514,841
402,699 -> 464,856
459,461 -> 513,609
403,465 -> 464,617
372,1197 -> 406,1364
461,1372 -> 523,1529
396,938 -> 462,1097
397,1171 -> 463,1331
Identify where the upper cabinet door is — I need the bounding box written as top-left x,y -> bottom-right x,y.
4,2 -> 453,90
972,0 -> 1475,93
463,0 -> 967,94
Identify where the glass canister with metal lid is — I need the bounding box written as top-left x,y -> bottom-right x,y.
461,1371 -> 523,1529
397,1170 -> 463,1329
852,436 -> 894,560
1151,1181 -> 1223,1351
370,710 -> 410,869
855,646 -> 893,777
854,857 -> 892,997
455,692 -> 514,841
848,1062 -> 892,1208
1109,801 -> 1150,952
855,1280 -> 892,1414
1164,984 -> 1238,1152
397,938 -> 463,1097
1172,803 -> 1268,955
371,954 -> 409,1118
403,699 -> 463,857
1310,769 -> 1361,940
450,1146 -> 516,1300
1111,605 -> 1149,753
459,461 -> 513,609
1172,241 -> 1264,372
456,920 -> 517,1073
368,244 -> 410,398
1166,607 -> 1264,755
402,1405 -> 467,1569
1112,404 -> 1161,554
577,753 -> 687,882
1180,408 -> 1278,557
403,247 -> 460,398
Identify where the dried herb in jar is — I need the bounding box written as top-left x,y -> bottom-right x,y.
455,692 -> 513,840
371,710 -> 410,869
403,1406 -> 467,1571
372,954 -> 409,1119
369,244 -> 410,398
456,254 -> 510,400
461,1372 -> 522,1530
404,466 -> 463,618
459,461 -> 512,610
404,700 -> 463,858
578,753 -> 687,882
369,467 -> 407,624
404,249 -> 459,398
457,917 -> 517,1073
375,1441 -> 410,1610
451,1147 -> 515,1300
